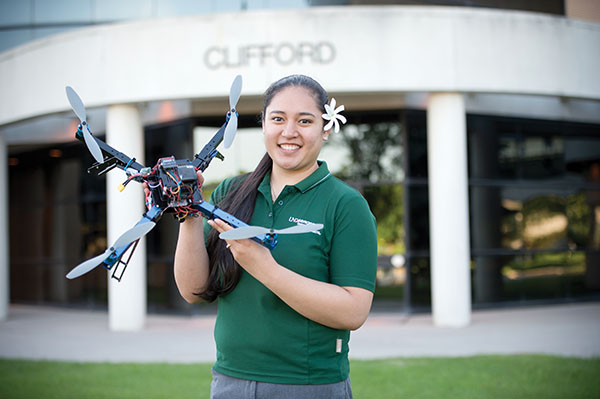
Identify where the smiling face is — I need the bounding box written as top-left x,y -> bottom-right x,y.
263,85 -> 329,180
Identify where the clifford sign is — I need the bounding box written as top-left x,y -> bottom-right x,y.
204,42 -> 336,69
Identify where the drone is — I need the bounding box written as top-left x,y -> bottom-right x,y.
65,76 -> 323,281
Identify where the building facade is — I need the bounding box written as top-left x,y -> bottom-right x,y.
1,1 -> 599,328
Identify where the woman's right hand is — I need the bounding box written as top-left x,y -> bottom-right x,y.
143,182 -> 150,198
195,170 -> 205,198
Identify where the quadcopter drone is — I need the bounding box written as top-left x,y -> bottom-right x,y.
65,76 -> 323,281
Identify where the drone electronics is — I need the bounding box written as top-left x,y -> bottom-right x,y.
65,76 -> 322,281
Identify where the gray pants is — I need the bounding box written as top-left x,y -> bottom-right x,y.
210,369 -> 353,399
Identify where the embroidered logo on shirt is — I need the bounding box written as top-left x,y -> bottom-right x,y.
289,216 -> 322,235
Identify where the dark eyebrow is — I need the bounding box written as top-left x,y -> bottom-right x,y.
269,110 -> 317,118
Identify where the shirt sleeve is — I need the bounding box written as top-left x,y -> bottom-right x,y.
328,193 -> 378,292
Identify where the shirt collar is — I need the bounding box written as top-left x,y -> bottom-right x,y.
295,161 -> 331,193
258,161 -> 332,197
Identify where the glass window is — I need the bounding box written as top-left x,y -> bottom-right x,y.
474,252 -> 593,304
405,112 -> 600,308
329,113 -> 404,257
405,110 -> 427,179
407,185 -> 429,251
9,140 -> 108,307
334,120 -> 403,183
262,0 -> 309,9
324,111 -> 407,308
0,2 -> 31,26
407,256 -> 431,310
33,0 -> 93,24
500,187 -> 595,251
94,0 -> 154,22
363,184 -> 404,255
213,0 -> 243,12
469,115 -> 600,305
156,0 -> 212,16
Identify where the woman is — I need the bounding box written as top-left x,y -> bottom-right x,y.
174,74 -> 377,398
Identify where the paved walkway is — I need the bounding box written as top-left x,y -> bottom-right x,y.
0,302 -> 599,363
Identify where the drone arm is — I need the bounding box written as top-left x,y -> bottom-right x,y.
192,122 -> 227,172
192,201 -> 276,249
94,138 -> 145,171
75,131 -> 145,172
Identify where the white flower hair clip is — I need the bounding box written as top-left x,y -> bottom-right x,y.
322,98 -> 347,133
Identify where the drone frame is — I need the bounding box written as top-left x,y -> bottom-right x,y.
66,77 -> 278,280
74,120 -> 277,278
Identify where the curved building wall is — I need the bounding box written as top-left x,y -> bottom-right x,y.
0,6 -> 599,130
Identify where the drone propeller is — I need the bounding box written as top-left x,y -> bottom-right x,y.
66,220 -> 156,279
219,223 -> 324,240
65,86 -> 104,164
223,75 -> 242,149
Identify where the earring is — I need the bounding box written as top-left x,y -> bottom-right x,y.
323,136 -> 329,142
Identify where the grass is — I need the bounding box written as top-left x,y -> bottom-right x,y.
351,355 -> 600,398
0,360 -> 213,398
0,355 -> 598,398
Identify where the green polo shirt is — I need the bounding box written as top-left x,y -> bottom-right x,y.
205,161 -> 377,385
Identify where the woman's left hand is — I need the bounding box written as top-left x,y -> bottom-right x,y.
207,219 -> 274,274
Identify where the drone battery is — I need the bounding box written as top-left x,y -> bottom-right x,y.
177,164 -> 197,183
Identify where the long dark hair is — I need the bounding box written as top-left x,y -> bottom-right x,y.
196,74 -> 329,302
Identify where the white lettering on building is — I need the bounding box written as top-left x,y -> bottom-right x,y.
204,42 -> 336,69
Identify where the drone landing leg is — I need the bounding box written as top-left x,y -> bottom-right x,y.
110,239 -> 140,282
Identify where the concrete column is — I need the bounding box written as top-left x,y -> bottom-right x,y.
0,135 -> 8,321
106,104 -> 146,331
427,92 -> 471,327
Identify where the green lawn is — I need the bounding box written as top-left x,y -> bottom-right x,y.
1,355 -> 598,398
